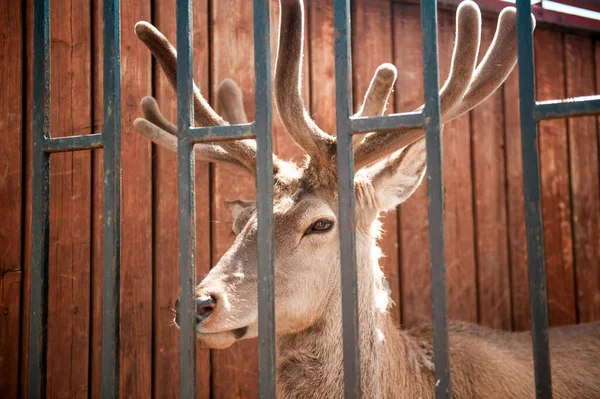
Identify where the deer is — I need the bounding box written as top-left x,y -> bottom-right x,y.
132,0 -> 600,397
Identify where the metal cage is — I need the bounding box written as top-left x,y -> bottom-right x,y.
29,0 -> 600,398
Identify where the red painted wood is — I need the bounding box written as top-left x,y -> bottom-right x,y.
119,0 -> 153,395
46,0 -> 93,396
393,3 -> 430,328
503,69 -> 530,331
564,34 -> 600,324
0,0 -> 24,396
352,0 -> 401,323
211,1 -> 259,397
535,29 -> 577,327
471,18 -> 512,331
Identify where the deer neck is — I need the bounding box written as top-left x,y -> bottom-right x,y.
276,228 -> 434,398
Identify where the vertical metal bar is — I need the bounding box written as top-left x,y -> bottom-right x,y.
253,0 -> 276,397
176,0 -> 197,397
420,1 -> 451,398
515,1 -> 553,397
29,0 -> 51,396
333,0 -> 361,397
101,0 -> 122,397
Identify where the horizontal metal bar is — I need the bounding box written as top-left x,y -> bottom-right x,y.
350,111 -> 424,134
43,133 -> 104,152
534,96 -> 600,120
188,123 -> 256,143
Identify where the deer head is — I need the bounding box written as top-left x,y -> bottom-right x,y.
133,0 -> 532,350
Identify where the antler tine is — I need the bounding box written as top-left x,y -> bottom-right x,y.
354,0 -> 481,170
446,7 -> 535,120
134,21 -> 258,172
141,96 -> 178,135
217,78 -> 249,124
133,117 -> 253,174
352,63 -> 398,147
275,0 -> 335,163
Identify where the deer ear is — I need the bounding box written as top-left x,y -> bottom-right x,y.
224,199 -> 255,220
367,139 -> 427,212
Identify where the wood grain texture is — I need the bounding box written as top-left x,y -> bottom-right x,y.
46,0 -> 93,396
152,0 -> 212,397
211,1 -> 259,397
119,0 -> 153,396
90,0 -> 104,397
0,0 -> 24,396
309,0 -> 336,135
503,69 -> 530,331
535,29 -> 577,327
20,0 -> 34,396
352,0 -> 401,323
471,19 -> 511,331
439,9 -> 478,324
564,34 -> 600,324
393,3 -> 430,328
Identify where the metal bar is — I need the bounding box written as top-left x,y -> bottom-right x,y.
534,96 -> 600,120
43,133 -> 104,153
333,0 -> 361,397
420,1 -> 451,398
101,0 -> 122,397
176,0 -> 197,397
253,1 -> 276,397
350,111 -> 425,134
29,0 -> 51,395
188,123 -> 256,143
515,0 -> 553,398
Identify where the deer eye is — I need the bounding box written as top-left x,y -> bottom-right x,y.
307,219 -> 334,234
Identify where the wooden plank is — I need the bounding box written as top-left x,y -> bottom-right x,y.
395,7 -> 478,327
393,3 -> 429,328
119,0 -> 153,396
211,1 -> 259,397
152,1 -> 211,397
0,0 -> 24,396
565,34 -> 600,323
90,0 -> 104,397
20,0 -> 33,395
45,0 -> 93,396
470,18 -> 511,331
534,29 -> 577,327
309,0 -> 336,134
439,9 -> 478,324
351,0 -> 401,323
503,69 -> 530,331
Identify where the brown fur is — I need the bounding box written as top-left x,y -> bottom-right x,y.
132,1 -> 600,397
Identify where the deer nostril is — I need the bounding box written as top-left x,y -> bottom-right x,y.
196,296 -> 216,320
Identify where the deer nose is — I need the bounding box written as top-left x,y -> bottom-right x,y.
196,296 -> 216,320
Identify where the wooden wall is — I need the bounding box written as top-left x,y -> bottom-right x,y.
1,0 -> 600,397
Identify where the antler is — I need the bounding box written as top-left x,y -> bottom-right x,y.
133,97 -> 253,173
275,0 -> 336,164
352,64 -> 398,147
134,22 -> 259,172
354,2 -> 534,170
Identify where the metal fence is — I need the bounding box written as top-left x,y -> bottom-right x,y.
28,1 -> 600,399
